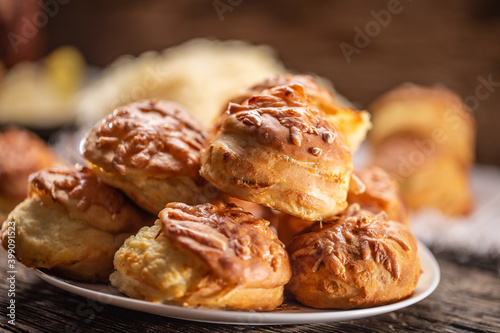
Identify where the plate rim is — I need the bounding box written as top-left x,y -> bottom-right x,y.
32,240 -> 440,325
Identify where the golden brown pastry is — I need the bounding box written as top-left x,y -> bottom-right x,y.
82,99 -> 210,214
372,137 -> 473,215
0,165 -> 153,282
0,127 -> 60,220
286,207 -> 421,309
201,83 -> 353,221
110,201 -> 291,311
221,74 -> 371,151
369,83 -> 475,216
347,166 -> 408,225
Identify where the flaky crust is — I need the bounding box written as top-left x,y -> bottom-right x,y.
0,165 -> 153,282
369,83 -> 475,167
286,209 -> 421,309
111,201 -> 291,311
0,127 -> 60,214
83,99 -> 210,213
222,74 -> 371,151
201,83 -> 353,221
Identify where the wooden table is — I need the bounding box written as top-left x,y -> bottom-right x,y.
1,247 -> 499,333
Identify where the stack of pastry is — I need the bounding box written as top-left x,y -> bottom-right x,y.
369,83 -> 475,216
1,74 -> 422,311
199,75 -> 421,309
2,99 -> 212,283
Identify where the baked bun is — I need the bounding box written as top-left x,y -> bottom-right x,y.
83,99 -> 210,214
201,83 -> 353,221
0,127 -> 60,219
110,201 -> 291,311
286,207 -> 421,309
369,83 -> 474,166
369,84 -> 475,216
0,165 -> 153,282
372,137 -> 473,215
347,166 -> 408,225
223,74 -> 371,151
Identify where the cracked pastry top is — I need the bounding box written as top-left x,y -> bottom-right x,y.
220,74 -> 371,151
285,206 -> 421,309
110,201 -> 291,311
201,82 -> 353,221
83,99 -> 211,214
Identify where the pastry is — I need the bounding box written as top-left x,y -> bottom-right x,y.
286,207 -> 421,309
82,99 -> 210,214
369,83 -> 475,215
110,201 -> 291,311
346,166 -> 408,225
201,83 -> 353,221
0,165 -> 153,282
0,127 -> 60,220
220,74 -> 371,151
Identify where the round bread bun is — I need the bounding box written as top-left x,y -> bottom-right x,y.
286,207 -> 421,309
219,74 -> 371,151
369,83 -> 475,167
110,201 -> 291,311
0,165 -> 153,282
82,99 -> 210,214
201,83 -> 353,221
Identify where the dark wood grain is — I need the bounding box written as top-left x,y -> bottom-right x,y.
1,247 -> 499,333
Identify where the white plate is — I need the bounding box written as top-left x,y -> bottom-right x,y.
33,240 -> 440,325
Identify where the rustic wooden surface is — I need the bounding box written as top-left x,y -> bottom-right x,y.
1,247 -> 499,333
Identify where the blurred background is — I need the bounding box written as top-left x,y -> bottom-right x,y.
1,0 -> 499,165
